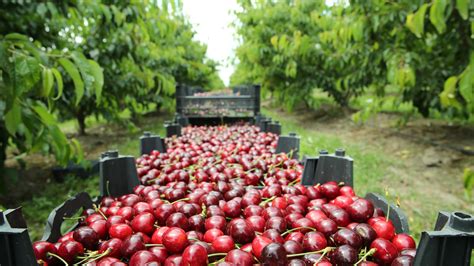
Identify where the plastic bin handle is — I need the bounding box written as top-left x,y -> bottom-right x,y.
41,192 -> 94,243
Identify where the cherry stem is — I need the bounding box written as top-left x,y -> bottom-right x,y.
74,249 -> 110,265
281,226 -> 317,236
93,204 -> 107,220
171,198 -> 190,204
47,252 -> 69,266
288,178 -> 300,186
259,196 -> 276,207
208,253 -> 228,258
355,248 -> 377,265
287,247 -> 335,258
145,244 -> 164,247
314,246 -> 332,264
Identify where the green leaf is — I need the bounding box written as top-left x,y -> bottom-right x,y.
5,101 -> 21,135
406,4 -> 429,37
58,58 -> 84,105
456,0 -> 469,20
70,138 -> 84,162
41,68 -> 54,97
270,35 -> 279,49
32,102 -> 56,126
5,33 -> 29,41
459,55 -> 474,105
429,0 -> 447,34
440,76 -> 461,109
51,68 -> 63,100
88,60 -> 104,104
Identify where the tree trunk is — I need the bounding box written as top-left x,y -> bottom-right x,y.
77,110 -> 86,136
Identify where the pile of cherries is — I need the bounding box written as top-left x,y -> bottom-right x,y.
136,125 -> 300,187
32,125 -> 417,265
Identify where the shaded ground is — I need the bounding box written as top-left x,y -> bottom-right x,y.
267,104 -> 474,237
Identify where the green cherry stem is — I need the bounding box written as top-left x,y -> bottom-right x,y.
47,252 -> 69,266
355,248 -> 377,265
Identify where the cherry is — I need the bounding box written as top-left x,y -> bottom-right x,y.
353,223 -> 377,247
260,243 -> 288,266
252,236 -> 273,258
154,204 -> 175,225
400,248 -> 417,258
243,205 -> 264,217
263,229 -> 285,244
332,228 -> 363,249
109,223 -> 133,240
225,249 -> 253,266
212,235 -> 235,253
223,199 -> 242,218
246,215 -> 266,232
392,233 -> 416,251
131,212 -> 156,235
106,215 -> 126,229
129,250 -> 159,266
330,244 -> 358,265
97,257 -> 121,266
346,199 -> 374,222
370,238 -> 398,265
205,215 -> 227,231
291,218 -> 315,233
288,259 -> 306,266
181,244 -> 208,266
207,205 -> 226,217
32,241 -> 57,262
99,238 -> 122,258
302,231 -> 327,252
319,182 -> 340,199
148,246 -> 168,263
203,228 -> 224,243
73,226 -> 99,250
391,255 -> 415,266
189,214 -> 205,232
327,208 -> 351,227
315,218 -> 338,237
284,231 -> 304,243
57,240 -> 84,263
151,226 -> 169,244
166,212 -> 190,231
265,216 -> 287,233
121,234 -> 146,258
305,210 -> 328,225
283,240 -> 304,254
372,220 -> 395,240
228,219 -> 254,244
89,220 -> 107,239
162,227 -> 189,254
164,255 -> 182,266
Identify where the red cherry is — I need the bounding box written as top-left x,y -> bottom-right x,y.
372,220 -> 396,240
302,232 -> 327,252
252,236 -> 273,258
225,249 -> 253,266
346,199 -> 374,222
73,226 -> 99,250
203,228 -> 224,243
392,233 -> 416,251
151,226 -> 169,244
57,240 -> 84,263
181,244 -> 208,266
129,250 -> 159,266
131,212 -> 156,235
98,238 -> 122,258
121,234 -> 146,258
212,235 -> 235,253
370,238 -> 398,265
32,241 -> 57,264
109,223 -> 133,240
162,227 -> 189,254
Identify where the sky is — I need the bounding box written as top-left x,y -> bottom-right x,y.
182,0 -> 340,86
182,0 -> 241,86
